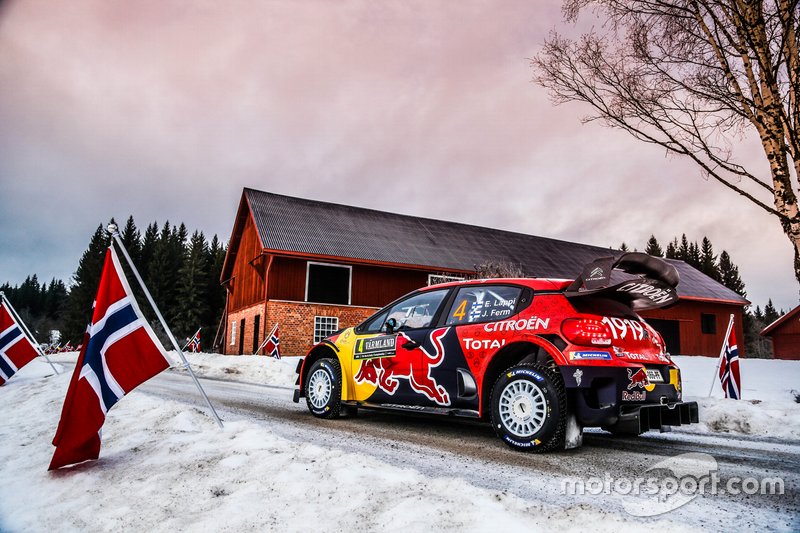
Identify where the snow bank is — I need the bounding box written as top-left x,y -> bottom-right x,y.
0,361 -> 672,532
673,355 -> 800,440
168,351 -> 297,387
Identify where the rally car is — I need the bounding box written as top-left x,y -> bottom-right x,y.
293,252 -> 698,452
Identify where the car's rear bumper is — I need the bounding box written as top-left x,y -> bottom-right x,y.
605,401 -> 699,434
559,363 -> 697,431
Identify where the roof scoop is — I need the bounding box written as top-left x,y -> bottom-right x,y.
565,252 -> 680,311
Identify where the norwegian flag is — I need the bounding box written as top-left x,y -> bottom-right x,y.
49,246 -> 170,470
0,303 -> 39,385
263,324 -> 281,360
719,327 -> 741,400
187,329 -> 201,353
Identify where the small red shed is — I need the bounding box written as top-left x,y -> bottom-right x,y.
760,306 -> 800,360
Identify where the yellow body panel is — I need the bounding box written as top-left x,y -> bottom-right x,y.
330,328 -> 379,401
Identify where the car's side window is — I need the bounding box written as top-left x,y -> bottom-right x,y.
380,289 -> 449,331
445,285 -> 523,326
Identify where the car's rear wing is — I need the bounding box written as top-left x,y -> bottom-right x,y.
564,252 -> 679,311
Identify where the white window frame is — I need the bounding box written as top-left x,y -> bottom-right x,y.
305,261 -> 353,305
230,320 -> 237,345
428,274 -> 465,286
313,315 -> 340,344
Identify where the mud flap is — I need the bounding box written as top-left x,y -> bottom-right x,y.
564,410 -> 583,450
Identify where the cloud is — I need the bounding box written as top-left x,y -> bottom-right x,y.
0,0 -> 796,310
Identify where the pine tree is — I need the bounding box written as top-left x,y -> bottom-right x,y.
44,278 -> 68,319
699,237 -> 720,281
645,235 -> 663,257
619,242 -> 629,252
204,235 -> 227,349
146,221 -> 177,318
665,238 -> 678,259
743,309 -> 773,358
174,231 -> 209,337
763,299 -> 780,325
63,224 -> 112,341
718,250 -> 746,297
678,234 -> 690,261
140,222 -> 159,276
16,275 -> 43,316
120,215 -> 142,265
686,241 -> 701,268
754,305 -> 764,322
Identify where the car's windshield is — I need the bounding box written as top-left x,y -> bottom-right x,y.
364,289 -> 449,332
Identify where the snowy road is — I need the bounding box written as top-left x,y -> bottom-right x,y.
141,372 -> 800,532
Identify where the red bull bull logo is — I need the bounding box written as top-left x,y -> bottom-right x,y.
627,367 -> 650,390
354,327 -> 451,406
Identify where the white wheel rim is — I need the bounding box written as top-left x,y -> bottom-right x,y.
498,379 -> 547,437
308,368 -> 332,409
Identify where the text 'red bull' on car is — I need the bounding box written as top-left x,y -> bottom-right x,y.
293,252 -> 699,452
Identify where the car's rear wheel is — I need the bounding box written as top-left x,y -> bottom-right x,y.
305,358 -> 342,419
490,363 -> 566,452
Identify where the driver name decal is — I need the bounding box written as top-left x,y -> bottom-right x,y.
354,335 -> 397,360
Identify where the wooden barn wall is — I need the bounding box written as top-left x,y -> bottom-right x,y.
772,335 -> 800,359
770,313 -> 800,359
642,301 -> 745,357
267,257 -> 434,307
351,265 -> 429,307
228,215 -> 266,312
267,257 -> 306,302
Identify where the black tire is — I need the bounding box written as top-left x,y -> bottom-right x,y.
304,358 -> 342,419
490,363 -> 567,452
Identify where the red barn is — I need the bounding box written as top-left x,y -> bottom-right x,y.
760,306 -> 800,360
219,188 -> 748,357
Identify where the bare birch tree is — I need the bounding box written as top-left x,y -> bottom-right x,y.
533,0 -> 800,285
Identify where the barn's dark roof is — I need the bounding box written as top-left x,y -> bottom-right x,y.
241,188 -> 748,304
760,305 -> 800,336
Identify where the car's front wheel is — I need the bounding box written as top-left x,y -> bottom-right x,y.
490,363 -> 566,452
305,358 -> 342,418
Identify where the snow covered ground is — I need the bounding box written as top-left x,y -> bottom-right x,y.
1,351 -> 797,531
673,355 -> 800,440
169,351 -> 800,440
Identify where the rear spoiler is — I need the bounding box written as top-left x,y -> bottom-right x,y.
564,252 -> 679,311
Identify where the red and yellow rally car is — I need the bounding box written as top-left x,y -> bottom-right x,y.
294,252 -> 698,452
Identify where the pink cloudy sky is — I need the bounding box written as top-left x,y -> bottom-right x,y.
0,0 -> 796,311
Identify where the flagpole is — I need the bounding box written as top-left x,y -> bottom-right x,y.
0,291 -> 60,375
253,323 -> 276,355
708,313 -> 734,397
107,226 -> 224,428
182,327 -> 201,351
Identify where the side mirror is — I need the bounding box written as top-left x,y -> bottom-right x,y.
385,317 -> 398,334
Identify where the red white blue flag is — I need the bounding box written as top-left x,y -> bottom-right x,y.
49,246 -> 171,470
719,327 -> 741,400
0,303 -> 39,385
264,324 -> 281,360
187,328 -> 201,353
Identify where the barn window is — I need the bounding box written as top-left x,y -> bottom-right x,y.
701,314 -> 717,335
428,274 -> 465,286
314,316 -> 339,343
230,320 -> 237,345
306,262 -> 351,305
253,315 -> 261,353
